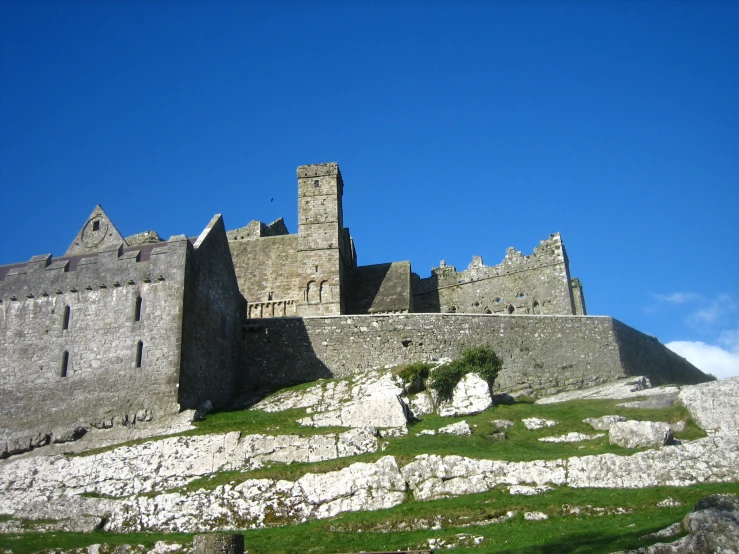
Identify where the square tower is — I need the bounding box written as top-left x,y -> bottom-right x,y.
297,162 -> 346,315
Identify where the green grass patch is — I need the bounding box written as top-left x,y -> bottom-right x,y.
4,483 -> 737,554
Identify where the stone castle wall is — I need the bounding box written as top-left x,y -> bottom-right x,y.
241,313 -> 706,396
413,233 -> 580,316
179,215 -> 248,411
228,234 -> 300,314
0,240 -> 188,435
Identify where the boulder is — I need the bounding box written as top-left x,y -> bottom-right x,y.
583,415 -> 627,431
51,424 -> 88,444
609,421 -> 673,449
522,418 -> 557,430
438,421 -> 472,436
438,373 -> 492,417
299,392 -> 409,428
618,494 -> 739,554
492,419 -> 515,429
679,377 -> 739,435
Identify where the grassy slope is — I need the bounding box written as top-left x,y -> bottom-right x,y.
1,377 -> 735,554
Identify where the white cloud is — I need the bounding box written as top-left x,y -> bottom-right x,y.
654,292 -> 700,304
666,339 -> 739,380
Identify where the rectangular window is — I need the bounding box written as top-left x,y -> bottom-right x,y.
135,296 -> 142,321
136,341 -> 143,368
61,351 -> 69,377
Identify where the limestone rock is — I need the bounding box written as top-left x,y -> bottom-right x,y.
406,390 -> 436,418
617,392 -> 678,409
539,432 -> 604,443
522,418 -> 557,430
438,373 -> 492,417
583,415 -> 627,431
299,392 -> 408,428
524,511 -> 548,520
609,421 -> 673,449
508,485 -> 553,495
536,376 -> 679,404
492,419 -> 515,429
679,377 -> 739,435
438,421 -> 472,436
617,493 -> 739,554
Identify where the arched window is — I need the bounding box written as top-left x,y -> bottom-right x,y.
532,300 -> 541,315
320,281 -> 330,303
507,304 -> 515,314
62,305 -> 71,330
136,341 -> 144,368
60,351 -> 69,377
134,296 -> 142,321
307,281 -> 319,304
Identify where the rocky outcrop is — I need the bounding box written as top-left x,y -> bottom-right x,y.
536,377 -> 679,404
678,377 -> 739,435
539,432 -> 604,443
105,456 -> 407,533
584,415 -> 627,431
437,373 -> 492,417
609,421 -> 673,449
618,494 -> 739,553
256,370 -> 410,429
402,435 -> 739,501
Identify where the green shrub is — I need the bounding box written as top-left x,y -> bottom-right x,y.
459,346 -> 502,385
428,361 -> 467,399
397,362 -> 432,385
429,346 -> 502,399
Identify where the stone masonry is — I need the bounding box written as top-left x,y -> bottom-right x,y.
0,162 -> 709,445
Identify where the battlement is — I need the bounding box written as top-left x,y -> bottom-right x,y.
297,162 -> 340,179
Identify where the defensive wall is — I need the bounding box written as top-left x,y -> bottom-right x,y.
412,233 -> 586,316
241,313 -> 707,396
0,214 -> 244,440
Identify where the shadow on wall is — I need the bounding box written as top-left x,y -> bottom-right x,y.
411,272 -> 441,312
237,317 -> 332,402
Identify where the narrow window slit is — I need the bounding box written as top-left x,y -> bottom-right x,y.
61,351 -> 69,377
62,305 -> 71,330
136,341 -> 143,368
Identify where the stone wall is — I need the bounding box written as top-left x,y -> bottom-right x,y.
241,313 -> 708,396
229,234 -> 300,310
179,215 -> 247,410
347,262 -> 413,314
413,233 -> 581,316
0,240 -> 188,435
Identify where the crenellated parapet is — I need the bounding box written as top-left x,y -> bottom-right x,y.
413,233 -> 583,316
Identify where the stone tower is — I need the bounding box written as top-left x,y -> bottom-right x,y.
296,162 -> 349,315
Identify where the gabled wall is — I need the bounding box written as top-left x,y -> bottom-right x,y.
179,215 -> 247,410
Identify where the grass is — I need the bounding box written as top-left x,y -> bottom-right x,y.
6,371 -> 725,554
2,483 -> 737,554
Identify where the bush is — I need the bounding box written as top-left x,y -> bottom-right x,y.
429,346 -> 502,400
398,362 -> 432,388
461,346 -> 502,385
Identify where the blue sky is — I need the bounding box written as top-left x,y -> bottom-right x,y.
2,0 -> 737,377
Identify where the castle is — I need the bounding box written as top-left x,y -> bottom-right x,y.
0,163 -> 708,446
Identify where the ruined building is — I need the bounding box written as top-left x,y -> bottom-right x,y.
0,163 -> 708,449
228,162 -> 586,319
